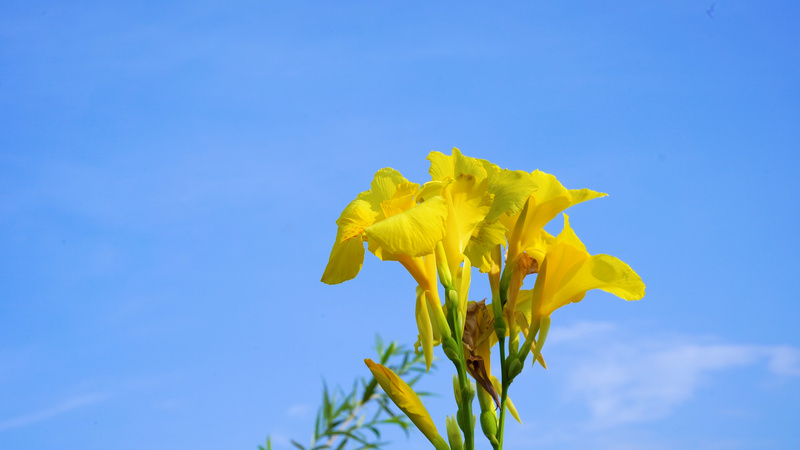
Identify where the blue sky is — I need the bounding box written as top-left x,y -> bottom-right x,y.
2,1 -> 799,448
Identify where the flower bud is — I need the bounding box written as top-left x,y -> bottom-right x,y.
365,359 -> 448,449
508,358 -> 523,381
443,337 -> 461,362
479,411 -> 499,447
445,415 -> 464,450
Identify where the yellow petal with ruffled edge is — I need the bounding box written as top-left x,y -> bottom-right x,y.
365,359 -> 450,450
519,229 -> 555,271
364,168 -> 419,213
379,181 -> 419,218
548,254 -> 645,313
506,171 -> 605,261
463,221 -> 507,273
441,174 -> 493,274
532,215 -> 645,317
417,180 -> 445,203
461,164 -> 538,271
428,147 -> 487,182
321,197 -> 377,284
321,167 -> 420,284
525,170 -> 605,230
483,168 -> 538,223
426,149 -> 494,274
366,196 -> 448,260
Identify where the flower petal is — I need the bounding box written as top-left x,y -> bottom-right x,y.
427,147 -> 487,182
365,359 -> 448,449
445,173 -> 493,256
484,169 -> 538,222
321,198 -> 377,284
464,221 -> 508,273
368,168 -> 417,205
365,196 -> 448,259
533,215 -> 645,316
551,254 -> 646,310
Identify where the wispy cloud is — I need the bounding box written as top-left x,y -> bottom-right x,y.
285,403 -> 314,419
0,392 -> 109,432
546,322 -> 800,428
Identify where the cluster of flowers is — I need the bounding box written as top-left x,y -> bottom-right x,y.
322,149 -> 645,450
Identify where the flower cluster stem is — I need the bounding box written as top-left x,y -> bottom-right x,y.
493,264 -> 516,450
444,285 -> 475,450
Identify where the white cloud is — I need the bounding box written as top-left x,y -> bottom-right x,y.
545,322 -> 800,428
0,392 -> 109,432
285,403 -> 314,419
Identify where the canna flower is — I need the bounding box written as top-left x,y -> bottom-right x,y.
365,359 -> 450,450
502,170 -> 606,271
321,168 -> 447,284
464,163 -> 538,273
526,214 -> 645,355
321,167 -> 449,370
496,171 -> 606,340
419,148 -> 494,280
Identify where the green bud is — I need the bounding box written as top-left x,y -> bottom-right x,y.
476,381 -> 494,412
480,411 -> 500,447
443,337 -> 461,362
457,408 -> 469,432
493,315 -> 507,339
465,381 -> 476,402
508,359 -> 522,381
518,337 -> 533,365
452,375 -> 462,408
509,335 -> 519,356
447,289 -> 459,307
445,415 -> 463,450
435,241 -> 454,288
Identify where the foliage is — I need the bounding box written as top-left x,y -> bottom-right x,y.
262,336 -> 435,450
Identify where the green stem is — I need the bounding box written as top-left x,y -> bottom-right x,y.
494,264 -> 515,449
495,336 -> 507,449
444,285 -> 474,450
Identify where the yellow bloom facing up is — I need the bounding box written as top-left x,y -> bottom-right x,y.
365,359 -> 450,450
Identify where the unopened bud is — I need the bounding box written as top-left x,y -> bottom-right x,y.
446,415 -> 463,450
452,375 -> 462,408
508,359 -> 522,381
435,241 -> 454,288
480,411 -> 499,447
443,337 -> 461,362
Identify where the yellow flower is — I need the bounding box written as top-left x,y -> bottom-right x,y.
529,214 -> 645,320
502,170 -> 606,270
365,359 -> 450,450
420,148 -> 494,279
321,168 -> 447,284
462,161 -> 539,274
322,168 -> 450,371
